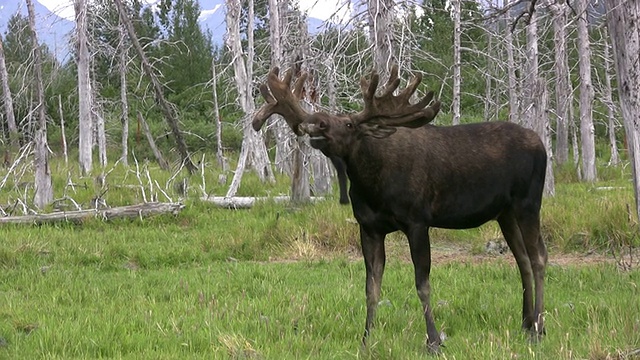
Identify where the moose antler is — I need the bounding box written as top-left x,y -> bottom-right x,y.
252,67 -> 310,136
351,65 -> 441,127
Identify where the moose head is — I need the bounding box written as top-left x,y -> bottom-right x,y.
253,66 -> 442,158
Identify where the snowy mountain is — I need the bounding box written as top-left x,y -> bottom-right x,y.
0,0 -> 340,63
0,0 -> 74,63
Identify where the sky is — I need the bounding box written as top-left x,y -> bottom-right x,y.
36,0 -> 351,23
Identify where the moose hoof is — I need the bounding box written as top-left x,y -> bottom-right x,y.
525,326 -> 545,343
426,341 -> 442,355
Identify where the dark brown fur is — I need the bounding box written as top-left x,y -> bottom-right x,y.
303,116 -> 548,353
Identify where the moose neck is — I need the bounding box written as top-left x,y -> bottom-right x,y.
343,129 -> 424,199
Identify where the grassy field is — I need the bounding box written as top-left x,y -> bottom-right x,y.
1,158 -> 639,358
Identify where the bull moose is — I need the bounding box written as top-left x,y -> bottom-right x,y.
253,66 -> 548,352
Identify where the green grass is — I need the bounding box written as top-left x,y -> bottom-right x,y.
1,155 -> 639,358
1,254 -> 638,359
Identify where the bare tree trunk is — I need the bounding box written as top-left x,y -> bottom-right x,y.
521,7 -> 554,196
269,0 -> 294,176
58,95 -> 68,166
210,57 -> 227,170
114,0 -> 197,173
368,0 -> 396,77
94,97 -> 107,168
27,0 -> 52,208
601,27 -> 620,166
75,0 -> 93,175
522,6 -> 539,130
137,111 -> 169,171
605,0 -> 640,220
119,24 -> 129,167
505,9 -> 520,124
0,37 -> 17,148
536,78 -> 555,196
225,0 -> 274,197
550,0 -> 570,165
576,0 -> 597,181
483,34 -> 493,123
452,0 -> 461,125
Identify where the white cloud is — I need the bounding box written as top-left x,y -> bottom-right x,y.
198,4 -> 222,22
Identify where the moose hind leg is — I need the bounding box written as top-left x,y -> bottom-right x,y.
360,226 -> 386,345
406,226 -> 441,353
517,211 -> 548,338
497,212 -> 536,330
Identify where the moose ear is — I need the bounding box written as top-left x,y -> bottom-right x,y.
359,124 -> 397,139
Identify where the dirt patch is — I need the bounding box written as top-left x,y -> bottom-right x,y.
272,239 -> 625,268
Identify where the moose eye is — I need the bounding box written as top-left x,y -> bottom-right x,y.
346,122 -> 354,129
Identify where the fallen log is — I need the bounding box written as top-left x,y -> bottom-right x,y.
202,196 -> 324,209
0,202 -> 184,225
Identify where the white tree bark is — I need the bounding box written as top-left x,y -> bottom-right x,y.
119,23 -> 129,167
94,97 -> 107,168
601,27 -> 620,166
269,0 -> 294,176
452,0 -> 461,125
27,0 -> 52,208
225,0 -> 274,197
505,8 -> 520,124
210,57 -> 227,170
368,0 -> 396,77
604,0 -> 640,220
550,0 -> 570,164
536,79 -> 555,196
522,8 -> 539,130
576,0 -> 597,181
521,8 -> 554,196
75,0 -> 93,175
58,95 -> 68,166
0,37 -> 17,147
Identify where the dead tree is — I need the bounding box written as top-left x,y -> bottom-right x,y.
452,0 -> 462,125
576,0 -> 597,181
604,0 -> 640,221
75,0 -> 93,174
224,0 -> 275,197
27,0 -> 52,208
368,0 -> 396,77
114,0 -> 197,174
119,23 -> 129,167
550,0 -> 570,164
0,36 -> 18,149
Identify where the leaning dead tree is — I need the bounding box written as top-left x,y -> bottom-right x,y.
113,0 -> 197,174
27,0 -> 53,208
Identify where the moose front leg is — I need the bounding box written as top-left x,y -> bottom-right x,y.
360,226 -> 386,345
406,225 -> 441,353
